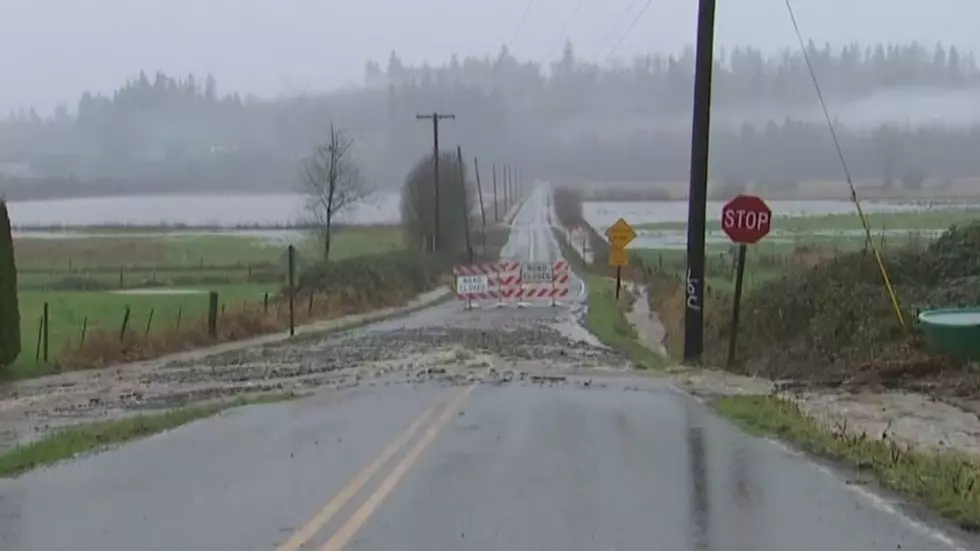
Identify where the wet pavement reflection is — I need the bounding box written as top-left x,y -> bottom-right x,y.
1,379 -> 977,551
686,411 -> 711,550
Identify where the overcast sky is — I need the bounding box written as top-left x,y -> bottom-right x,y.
1,0 -> 975,114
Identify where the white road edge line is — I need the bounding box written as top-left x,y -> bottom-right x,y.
664,383 -> 970,551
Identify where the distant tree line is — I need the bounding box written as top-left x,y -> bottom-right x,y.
1,42 -> 979,199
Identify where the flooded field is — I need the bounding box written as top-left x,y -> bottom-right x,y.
7,192 -> 404,228
582,199 -> 968,231
583,199 -> 980,249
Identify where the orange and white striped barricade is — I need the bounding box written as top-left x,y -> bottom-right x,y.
453,261 -> 522,309
550,260 -> 571,306
490,260 -> 522,306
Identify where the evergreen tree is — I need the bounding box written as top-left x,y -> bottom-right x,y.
0,200 -> 20,369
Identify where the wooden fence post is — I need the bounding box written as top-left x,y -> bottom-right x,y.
208,291 -> 219,338
288,245 -> 296,336
144,308 -> 155,338
79,317 -> 88,349
42,302 -> 49,362
119,306 -> 131,342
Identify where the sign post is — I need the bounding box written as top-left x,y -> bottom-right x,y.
606,218 -> 637,300
721,194 -> 772,367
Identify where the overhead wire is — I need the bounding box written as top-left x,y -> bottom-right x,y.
507,0 -> 537,47
605,0 -> 655,62
783,0 -> 907,330
556,0 -> 589,43
597,0 -> 642,54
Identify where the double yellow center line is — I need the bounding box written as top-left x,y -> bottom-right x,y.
275,385 -> 474,551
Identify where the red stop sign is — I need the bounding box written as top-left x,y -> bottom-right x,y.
721,194 -> 772,244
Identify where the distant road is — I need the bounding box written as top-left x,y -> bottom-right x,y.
0,183 -> 974,551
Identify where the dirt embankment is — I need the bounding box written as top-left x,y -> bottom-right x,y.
641,227 -> 980,432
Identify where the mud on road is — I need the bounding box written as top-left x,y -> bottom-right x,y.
0,315 -> 628,454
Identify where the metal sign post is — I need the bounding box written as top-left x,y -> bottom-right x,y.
721,194 -> 773,366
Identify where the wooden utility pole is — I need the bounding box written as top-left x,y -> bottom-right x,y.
474,156 -> 487,252
492,164 -> 499,222
503,166 -> 510,211
416,112 -> 455,252
456,146 -> 473,264
683,0 -> 718,363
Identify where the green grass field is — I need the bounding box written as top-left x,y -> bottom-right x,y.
6,226 -> 406,379
12,283 -> 278,379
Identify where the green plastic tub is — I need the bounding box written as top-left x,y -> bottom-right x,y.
917,308 -> 980,361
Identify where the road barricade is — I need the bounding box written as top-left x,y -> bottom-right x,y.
453,260 -> 571,308
514,260 -> 571,307
453,261 -> 521,308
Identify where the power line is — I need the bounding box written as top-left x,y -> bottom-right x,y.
597,0 -> 642,55
557,0 -> 588,43
783,0 -> 907,330
507,0 -> 537,46
605,0 -> 654,62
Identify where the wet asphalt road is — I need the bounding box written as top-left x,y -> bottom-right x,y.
0,183 -> 976,550
1,379 -> 975,551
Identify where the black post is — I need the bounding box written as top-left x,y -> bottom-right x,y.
457,146 -> 473,264
503,166 -> 509,211
35,316 -> 42,362
726,244 -> 748,367
145,308 -> 155,338
683,0 -> 718,364
615,267 -> 622,300
416,112 -> 456,251
492,164 -> 499,222
432,115 -> 441,251
79,316 -> 88,348
207,291 -> 218,338
287,244 -> 296,336
474,156 -> 487,253
119,306 -> 131,342
42,302 -> 49,362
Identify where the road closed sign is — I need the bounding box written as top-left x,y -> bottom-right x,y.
456,274 -> 489,294
721,194 -> 772,244
522,262 -> 553,284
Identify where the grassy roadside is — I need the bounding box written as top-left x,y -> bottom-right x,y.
583,273 -> 666,370
0,392 -> 300,478
716,395 -> 980,530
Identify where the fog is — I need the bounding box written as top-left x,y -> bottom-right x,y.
2,0 -> 977,114
2,0 -> 980,200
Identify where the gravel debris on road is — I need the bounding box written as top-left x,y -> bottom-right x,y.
0,315 -> 628,453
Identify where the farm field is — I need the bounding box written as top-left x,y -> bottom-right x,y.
7,226 -> 405,379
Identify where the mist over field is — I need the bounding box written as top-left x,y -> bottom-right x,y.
3,0 -> 980,202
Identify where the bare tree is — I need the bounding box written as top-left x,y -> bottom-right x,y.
301,123 -> 370,262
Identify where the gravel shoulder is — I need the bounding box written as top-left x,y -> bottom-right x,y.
617,281 -> 980,460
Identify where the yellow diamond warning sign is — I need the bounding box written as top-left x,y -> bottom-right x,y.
606,218 -> 637,249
